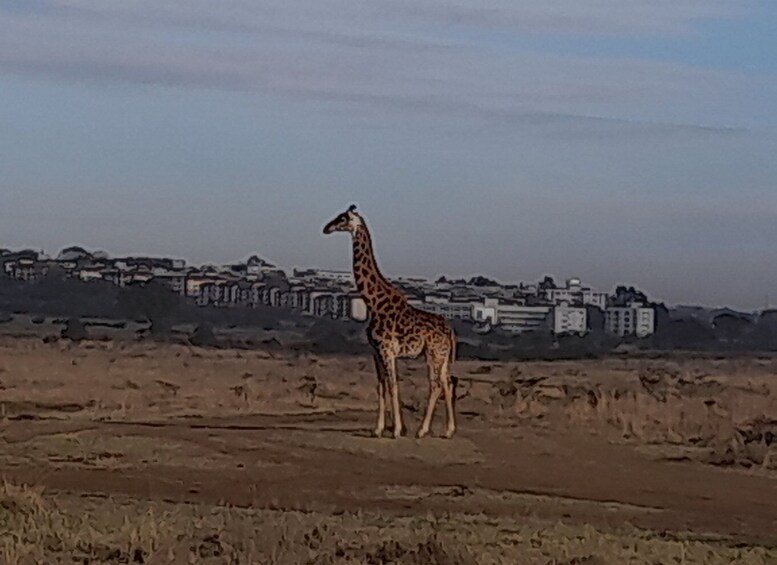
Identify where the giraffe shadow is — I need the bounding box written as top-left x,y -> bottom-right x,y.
348,428 -> 413,440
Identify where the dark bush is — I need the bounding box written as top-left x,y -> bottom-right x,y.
190,324 -> 217,347
61,318 -> 88,342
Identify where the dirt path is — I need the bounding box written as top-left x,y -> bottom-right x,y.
2,412 -> 776,545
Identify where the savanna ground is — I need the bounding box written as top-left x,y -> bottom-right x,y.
1,336 -> 777,564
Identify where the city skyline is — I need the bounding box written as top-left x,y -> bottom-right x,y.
0,241 -> 768,312
1,2 -> 776,310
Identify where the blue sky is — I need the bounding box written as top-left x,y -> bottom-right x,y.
0,1 -> 775,309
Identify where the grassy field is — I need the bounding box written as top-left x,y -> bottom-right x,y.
1,337 -> 776,563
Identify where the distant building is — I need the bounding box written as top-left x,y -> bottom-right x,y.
551,303 -> 587,335
99,268 -> 132,287
294,268 -> 353,284
605,302 -> 655,337
349,296 -> 368,321
77,267 -> 104,282
409,295 -> 475,320
495,304 -> 552,333
153,270 -> 187,294
544,277 -> 607,309
115,256 -> 185,272
246,255 -> 277,277
2,251 -> 42,282
472,298 -> 499,324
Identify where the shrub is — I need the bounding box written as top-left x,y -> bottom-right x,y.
190,324 -> 217,347
61,318 -> 88,342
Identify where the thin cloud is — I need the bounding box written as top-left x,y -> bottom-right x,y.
16,0 -> 745,37
0,4 -> 757,135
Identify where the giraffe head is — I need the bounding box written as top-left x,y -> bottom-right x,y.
322,204 -> 363,235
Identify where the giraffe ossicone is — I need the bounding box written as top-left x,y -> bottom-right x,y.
322,205 -> 458,439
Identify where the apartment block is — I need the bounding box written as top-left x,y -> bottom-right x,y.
605,302 -> 656,337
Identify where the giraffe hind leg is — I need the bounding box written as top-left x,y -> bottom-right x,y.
440,350 -> 456,439
417,352 -> 443,439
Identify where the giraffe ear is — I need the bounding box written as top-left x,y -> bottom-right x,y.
348,204 -> 357,213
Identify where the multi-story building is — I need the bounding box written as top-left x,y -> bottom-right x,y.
246,255 -> 278,277
605,302 -> 655,337
153,270 -> 187,294
544,278 -> 607,309
294,268 -> 353,285
2,251 -> 43,282
551,303 -> 588,335
472,298 -> 499,324
496,304 -> 552,333
408,294 -> 475,320
99,268 -> 132,287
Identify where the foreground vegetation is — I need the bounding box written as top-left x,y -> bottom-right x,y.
1,480 -> 775,565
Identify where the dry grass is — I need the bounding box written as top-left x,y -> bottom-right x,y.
1,339 -> 777,563
0,480 -> 775,565
1,338 -> 775,472
0,430 -> 263,471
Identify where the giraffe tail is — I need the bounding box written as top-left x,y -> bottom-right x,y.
449,328 -> 458,409
449,327 -> 457,366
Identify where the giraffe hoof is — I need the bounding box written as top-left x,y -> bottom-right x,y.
392,429 -> 403,440
444,429 -> 456,439
373,428 -> 385,438
416,429 -> 429,439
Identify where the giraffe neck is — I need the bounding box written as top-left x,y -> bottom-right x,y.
351,223 -> 396,311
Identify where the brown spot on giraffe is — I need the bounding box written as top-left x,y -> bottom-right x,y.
323,204 -> 457,439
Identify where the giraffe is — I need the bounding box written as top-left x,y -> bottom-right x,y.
323,204 -> 458,439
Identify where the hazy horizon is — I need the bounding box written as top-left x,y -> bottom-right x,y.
1,1 -> 776,310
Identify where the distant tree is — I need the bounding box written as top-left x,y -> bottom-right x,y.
61,318 -> 88,342
118,281 -> 180,335
612,285 -> 650,306
435,275 -> 448,284
586,306 -> 605,334
190,323 -> 217,347
653,302 -> 671,329
538,275 -> 556,291
56,246 -> 93,261
712,313 -> 752,343
468,275 -> 499,287
36,264 -> 68,291
262,270 -> 291,294
653,318 -> 715,350
751,310 -> 777,350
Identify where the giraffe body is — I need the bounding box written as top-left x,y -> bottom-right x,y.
323,205 -> 457,439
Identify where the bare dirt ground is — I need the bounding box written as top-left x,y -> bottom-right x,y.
1,337 -> 776,563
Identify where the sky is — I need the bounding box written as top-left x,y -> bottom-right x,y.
0,1 -> 776,309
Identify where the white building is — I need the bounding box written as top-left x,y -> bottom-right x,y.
605,302 -> 655,337
544,278 -> 607,309
347,296 -> 368,321
246,255 -> 277,277
496,304 -> 552,333
551,303 -> 587,335
409,295 -> 475,320
295,268 -> 353,284
472,298 -> 499,324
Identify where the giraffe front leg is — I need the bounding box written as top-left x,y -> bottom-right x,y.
374,380 -> 386,438
384,354 -> 403,439
372,354 -> 387,438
